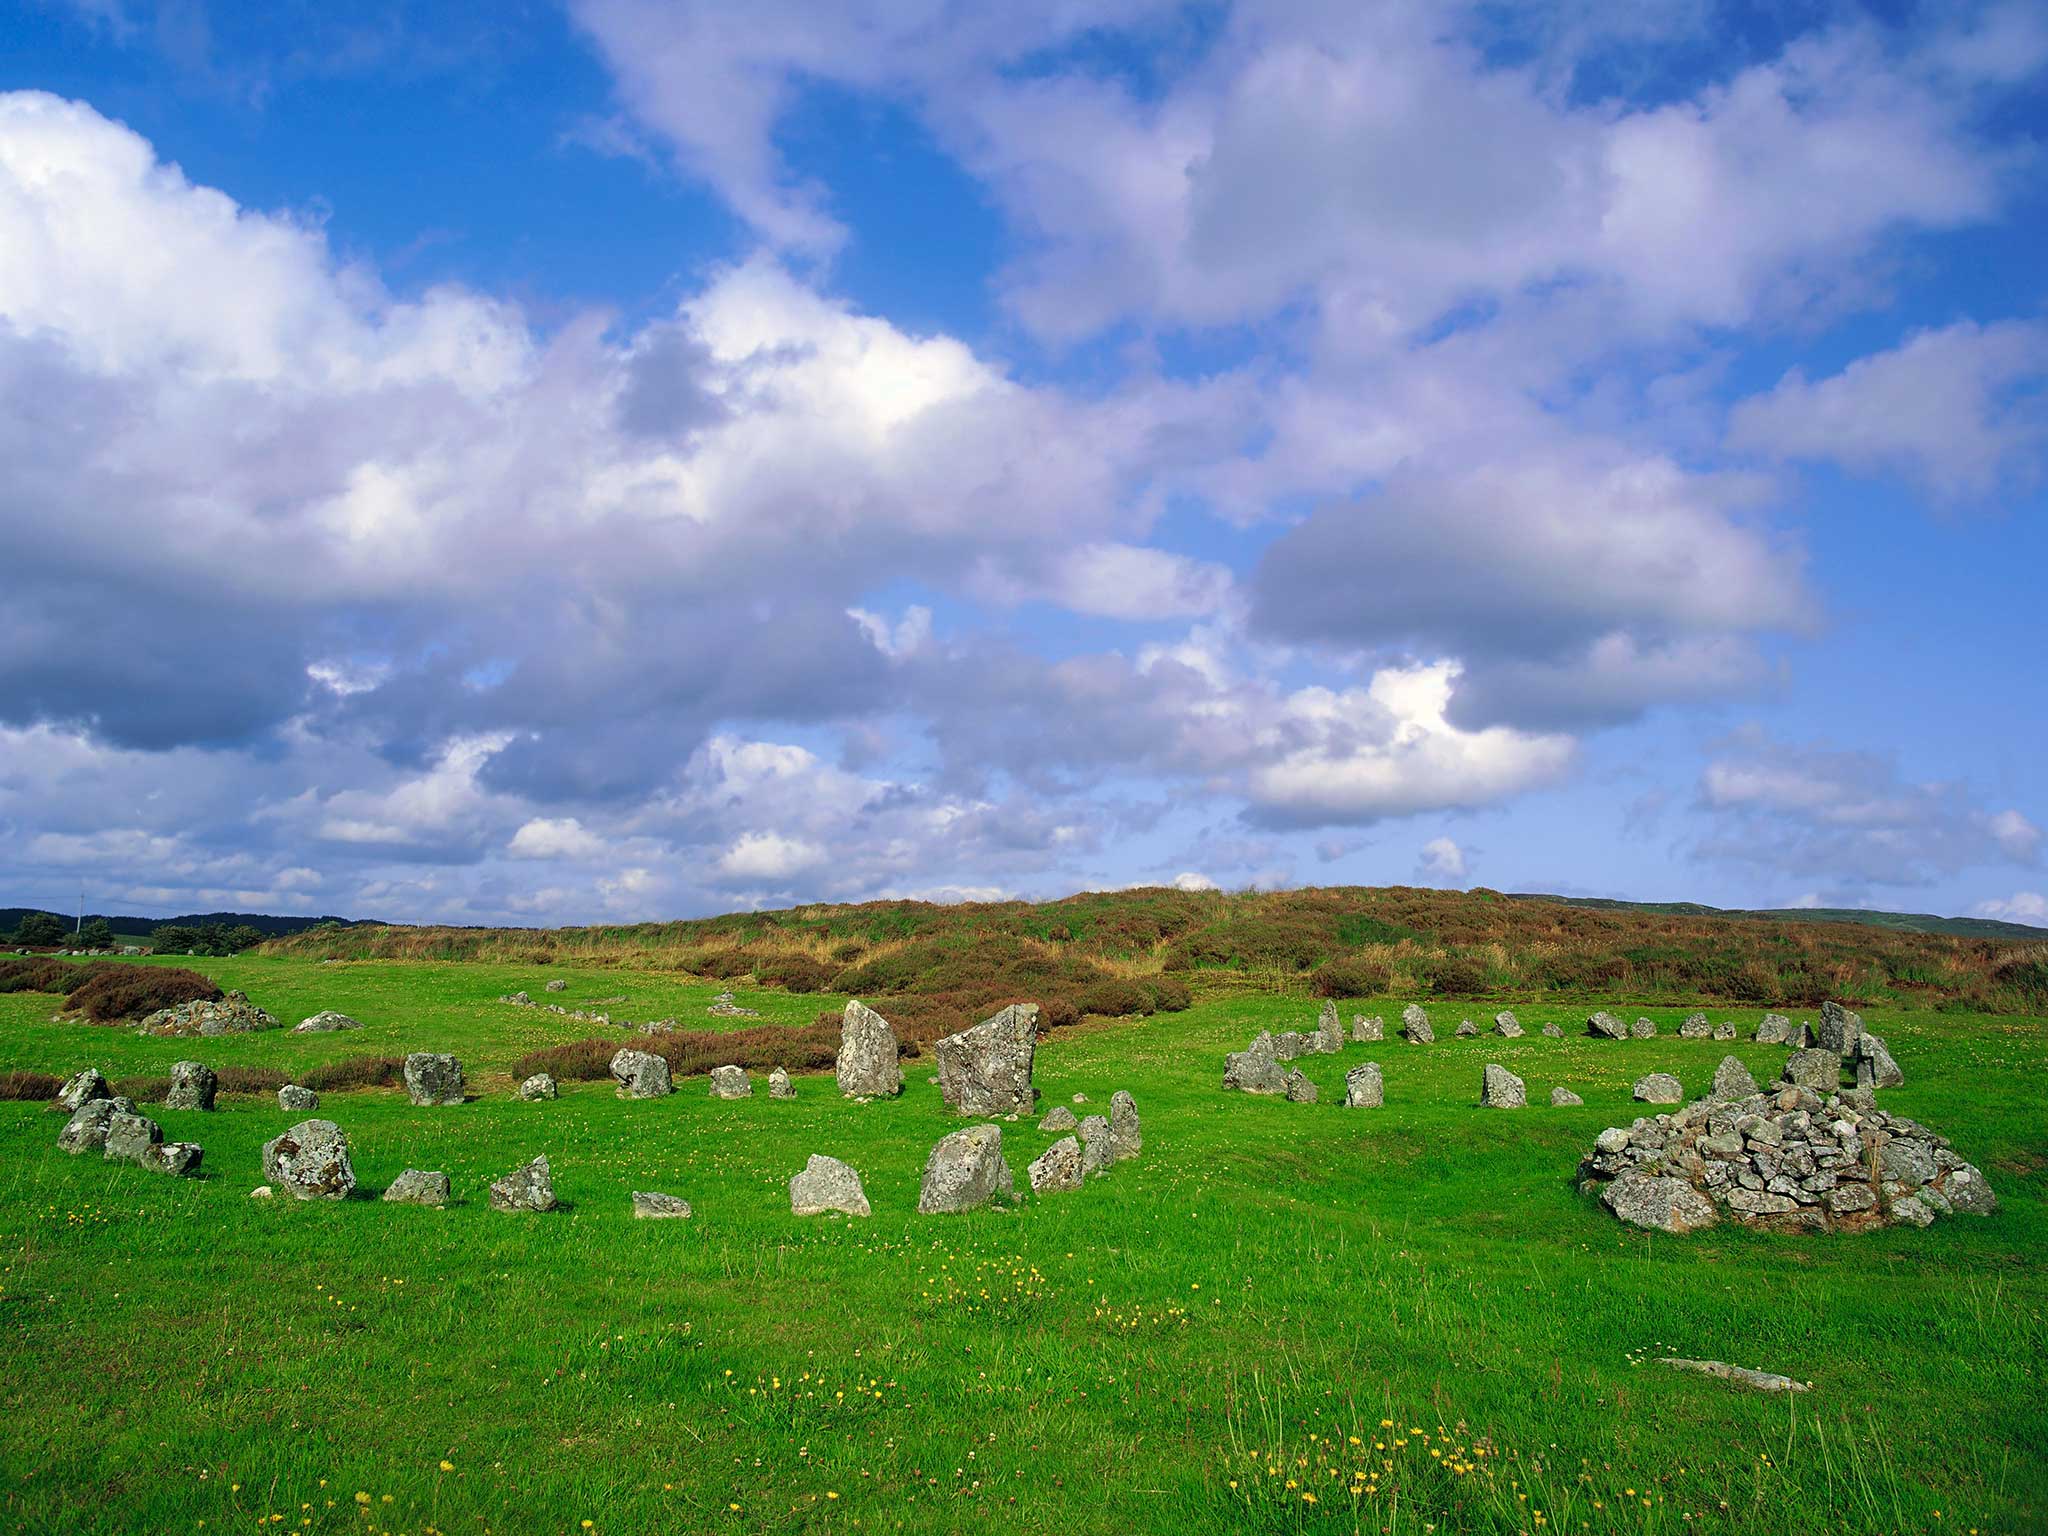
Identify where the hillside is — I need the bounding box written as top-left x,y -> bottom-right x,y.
263,884 -> 2048,1023
2,909 -> 368,941
1513,893 -> 2048,941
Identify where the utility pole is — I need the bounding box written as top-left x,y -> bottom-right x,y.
76,885 -> 83,936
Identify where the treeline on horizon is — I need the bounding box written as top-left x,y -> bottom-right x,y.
262,885 -> 2048,1028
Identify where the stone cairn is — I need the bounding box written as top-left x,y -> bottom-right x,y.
136,995 -> 278,1037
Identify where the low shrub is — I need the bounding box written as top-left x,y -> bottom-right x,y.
510,1024 -> 842,1084
300,1056 -> 405,1092
1076,978 -> 1151,1017
63,966 -> 221,1024
1313,956 -> 1391,998
0,1070 -> 61,1101
753,954 -> 833,993
1148,976 -> 1192,1011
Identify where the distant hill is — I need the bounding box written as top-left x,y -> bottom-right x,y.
1509,894 -> 2048,942
1,908 -> 372,940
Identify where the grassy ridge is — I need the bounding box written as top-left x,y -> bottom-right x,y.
1516,893 -> 2048,942
0,953 -> 2042,1534
261,885 -> 2048,1024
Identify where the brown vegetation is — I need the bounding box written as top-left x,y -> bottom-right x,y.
62,966 -> 222,1024
510,1023 -> 843,1085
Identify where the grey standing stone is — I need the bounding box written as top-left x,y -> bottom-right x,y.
1944,1164 -> 1998,1215
1541,1021 -> 1563,1038
104,1110 -> 164,1164
1712,1021 -> 1738,1041
57,1096 -> 135,1154
1352,1014 -> 1384,1042
545,979 -> 568,993
1402,1004 -> 1434,1044
1550,1087 -> 1584,1107
1855,1033 -> 1903,1090
403,1052 -> 465,1106
1817,1000 -> 1863,1055
55,1069 -> 111,1113
1027,1137 -> 1086,1194
1679,1013 -> 1711,1039
1781,1048 -> 1842,1093
1076,1114 -> 1113,1174
1754,1013 -> 1793,1044
1283,1068 -> 1318,1103
933,1003 -> 1038,1117
1711,1056 -> 1759,1100
165,1061 -> 217,1111
708,1064 -> 752,1098
1632,1072 -> 1684,1105
384,1169 -> 450,1206
1344,1062 -> 1384,1108
917,1124 -> 1016,1213
144,1142 -> 204,1177
836,1000 -> 903,1098
1630,1017 -> 1658,1039
1108,1090 -> 1141,1161
631,1190 -> 692,1219
1224,1032 -> 1287,1094
1601,1173 -> 1719,1233
518,1073 -> 558,1101
1455,1019 -> 1479,1037
610,1048 -> 674,1099
278,1084 -> 319,1112
768,1067 -> 796,1099
1316,1000 -> 1345,1054
262,1119 -> 356,1200
1493,1011 -> 1524,1038
1039,1104 -> 1078,1131
1586,1011 -> 1627,1040
1272,1032 -> 1309,1062
789,1154 -> 870,1217
489,1155 -> 555,1212
1480,1064 -> 1526,1108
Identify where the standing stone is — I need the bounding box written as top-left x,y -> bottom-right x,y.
789,1154 -> 870,1217
144,1142 -> 204,1177
1344,1063 -> 1384,1108
489,1155 -> 555,1212
1781,1048 -> 1842,1093
1493,1011 -> 1524,1038
1712,1021 -> 1738,1041
403,1053 -> 465,1107
835,1000 -> 903,1098
610,1048 -> 674,1099
1711,1056 -> 1759,1100
1480,1064 -> 1527,1108
1316,1000 -> 1345,1054
933,1003 -> 1038,1116
104,1111 -> 164,1164
917,1124 -> 1016,1213
384,1169 -> 451,1206
1077,1114 -> 1113,1174
262,1119 -> 356,1200
1028,1137 -> 1086,1194
708,1065 -> 753,1099
1632,1072 -> 1684,1104
518,1073 -> 558,1101
1455,1019 -> 1479,1037
55,1069 -> 111,1113
630,1191 -> 692,1219
1817,1000 -> 1864,1055
57,1096 -> 135,1154
1755,1013 -> 1793,1044
1586,1011 -> 1627,1040
1352,1014 -> 1384,1042
1550,1087 -> 1584,1107
1224,1032 -> 1287,1094
1108,1090 -> 1141,1161
545,979 -> 568,993
278,1084 -> 319,1112
165,1061 -> 217,1111
768,1067 -> 796,1099
1679,1013 -> 1711,1039
1541,1021 -> 1563,1038
1283,1068 -> 1318,1103
1630,1017 -> 1658,1039
1401,1004 -> 1434,1044
1855,1034 -> 1903,1090
1040,1104 -> 1078,1131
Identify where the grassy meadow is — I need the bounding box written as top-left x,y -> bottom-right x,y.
1,953 -> 2043,1535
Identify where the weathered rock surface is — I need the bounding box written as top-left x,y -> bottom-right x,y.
1455,1019 -> 1479,1037
1352,1014 -> 1384,1042
610,1048 -> 673,1099
1587,1010 -> 1627,1040
836,1000 -> 903,1098
57,1096 -> 135,1154
1550,1087 -> 1584,1107
295,1010 -> 361,1033
1344,1063 -> 1383,1108
144,1141 -> 204,1177
1283,1068 -> 1318,1103
1754,1013 -> 1793,1044
1224,1032 -> 1286,1094
1271,1031 -> 1310,1062
489,1155 -> 555,1212
1028,1136 -> 1085,1194
934,1003 -> 1038,1117
165,1060 -> 217,1111
384,1169 -> 450,1206
263,1119 -> 356,1200
1480,1064 -> 1526,1108
1633,1072 -> 1684,1105
1039,1104 -> 1078,1131
55,1068 -> 111,1113
631,1190 -> 692,1219
706,991 -> 761,1019
1601,1174 -> 1719,1234
1315,1001 -> 1345,1054
1713,1021 -> 1738,1041
709,1064 -> 752,1099
1631,1017 -> 1658,1039
1711,1056 -> 1759,1100
1402,1004 -> 1433,1044
1782,1048 -> 1842,1093
1541,1022 -> 1563,1038
545,979 -> 568,993
1679,1013 -> 1711,1039
1077,1115 -> 1113,1174
518,1073 -> 558,1101
104,1110 -> 164,1164
789,1154 -> 869,1217
1817,1000 -> 1863,1055
140,997 -> 279,1036
1493,1011 -> 1523,1038
278,1084 -> 319,1112
1658,1357 -> 1810,1394
917,1124 -> 1016,1213
1854,1032 -> 1904,1091
768,1067 -> 796,1099
403,1052 -> 465,1106
1109,1090 -> 1141,1161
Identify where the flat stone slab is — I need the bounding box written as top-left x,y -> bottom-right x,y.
1658,1357 -> 1811,1394
631,1191 -> 693,1219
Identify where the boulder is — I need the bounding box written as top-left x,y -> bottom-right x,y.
262,1119 -> 356,1200
164,1061 -> 217,1112
1027,1137 -> 1086,1194
403,1053 -> 465,1106
1711,1056 -> 1759,1100
1352,1014 -> 1384,1042
610,1048 -> 673,1099
54,1069 -> 111,1113
278,1084 -> 319,1112
1781,1048 -> 1842,1093
1283,1068 -> 1318,1103
1480,1064 -> 1526,1108
103,1110 -> 164,1164
1855,1033 -> 1903,1091
630,1191 -> 692,1219
1272,1032 -> 1309,1061
295,1010 -> 361,1033
1455,1019 -> 1479,1038
708,1065 -> 752,1099
1817,1000 -> 1863,1055
1224,1032 -> 1286,1094
1713,1021 -> 1738,1041
57,1096 -> 136,1154
1630,1017 -> 1658,1039
1315,1000 -> 1345,1054
1039,1105 -> 1078,1131
1541,1022 -> 1563,1038
1601,1174 -> 1719,1234
917,1124 -> 1016,1214
1550,1087 -> 1584,1107
518,1073 -> 558,1101
768,1067 -> 796,1099
1586,1011 -> 1626,1040
1632,1072 -> 1684,1105
383,1169 -> 450,1206
1401,1005 -> 1433,1045
835,1000 -> 903,1098
489,1155 -> 555,1213
545,979 -> 568,993
789,1154 -> 870,1217
140,998 -> 278,1036
1078,1115 -> 1113,1174
144,1142 -> 204,1177
1754,1013 -> 1793,1044
1344,1062 -> 1383,1108
933,1003 -> 1038,1117
1108,1090 -> 1141,1161
1493,1011 -> 1524,1038
1679,1013 -> 1711,1039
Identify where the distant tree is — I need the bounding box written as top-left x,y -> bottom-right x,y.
16,912 -> 65,947
152,923 -> 204,954
79,917 -> 114,949
221,925 -> 265,953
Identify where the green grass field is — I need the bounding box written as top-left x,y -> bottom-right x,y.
2,957 -> 2043,1535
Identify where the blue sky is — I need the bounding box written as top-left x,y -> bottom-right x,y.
1,0 -> 2044,928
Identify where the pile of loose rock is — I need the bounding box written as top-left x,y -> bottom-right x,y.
497,991 -> 680,1033
136,994 -> 279,1036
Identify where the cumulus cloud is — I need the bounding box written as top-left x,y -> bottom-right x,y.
1416,836 -> 1469,883
1973,891 -> 2048,924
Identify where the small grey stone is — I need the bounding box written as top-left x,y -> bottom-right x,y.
768,1067 -> 796,1099
790,1154 -> 870,1217
1888,1194 -> 1934,1227
1601,1174 -> 1717,1233
1027,1137 -> 1086,1194
1632,1072 -> 1684,1105
1630,1017 -> 1658,1039
708,1064 -> 752,1099
1343,1063 -> 1384,1108
403,1052 -> 465,1106
1550,1087 -> 1584,1107
263,1119 -> 355,1200
489,1155 -> 555,1212
545,979 -> 568,992
1480,1063 -> 1526,1108
1713,1021 -> 1738,1040
1455,1019 -> 1478,1037
631,1190 -> 692,1219
1541,1021 -> 1562,1038
384,1169 -> 451,1206
294,1010 -> 361,1033
1352,1014 -> 1383,1042
1595,1127 -> 1631,1154
917,1124 -> 1016,1213
610,1048 -> 673,1099
144,1141 -> 204,1177
1039,1105 -> 1078,1131
1586,1011 -> 1627,1040
1283,1068 -> 1318,1103
165,1060 -> 217,1112
518,1073 -> 558,1101
278,1084 -> 319,1112
1493,1011 -> 1523,1038
104,1110 -> 164,1164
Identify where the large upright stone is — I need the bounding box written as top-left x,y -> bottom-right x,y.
1480,1064 -> 1526,1108
57,1096 -> 135,1154
1632,1072 -> 1684,1104
403,1053 -> 465,1106
1352,1014 -> 1384,1042
1283,1068 -> 1318,1103
1679,1013 -> 1711,1039
489,1155 -> 555,1212
1586,1011 -> 1626,1040
1108,1090 -> 1141,1161
1028,1137 -> 1085,1194
1856,1033 -> 1904,1090
1401,1003 -> 1432,1043
1782,1048 -> 1842,1093
103,1110 -> 164,1164
610,1048 -> 673,1099
262,1119 -> 356,1200
1344,1063 -> 1384,1107
835,1000 -> 903,1098
1223,1033 -> 1286,1094
917,1124 -> 1016,1214
789,1154 -> 870,1217
933,1003 -> 1038,1117
1077,1114 -> 1113,1174
1493,1011 -> 1524,1038
708,1065 -> 752,1099
1711,1055 -> 1759,1100
55,1069 -> 111,1114
1315,1001 -> 1344,1054
165,1061 -> 217,1112
1817,1000 -> 1863,1055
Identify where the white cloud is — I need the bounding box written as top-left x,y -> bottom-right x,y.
1417,836 -> 1469,883
507,817 -> 607,861
715,830 -> 827,882
1973,891 -> 2048,924
1170,870 -> 1218,891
